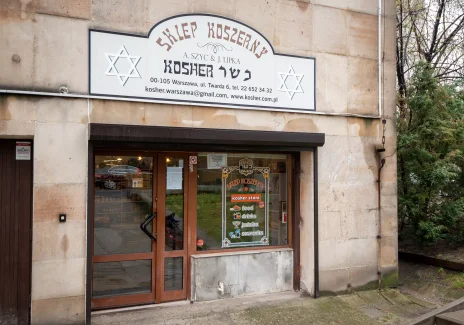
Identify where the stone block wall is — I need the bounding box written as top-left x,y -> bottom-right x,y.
0,0 -> 396,117
31,98 -> 88,324
0,0 -> 398,323
0,96 -> 89,324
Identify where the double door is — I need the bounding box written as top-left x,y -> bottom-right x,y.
92,152 -> 190,309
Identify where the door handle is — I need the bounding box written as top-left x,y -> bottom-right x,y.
140,212 -> 157,241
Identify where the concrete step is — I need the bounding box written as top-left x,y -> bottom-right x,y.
436,310 -> 464,325
407,296 -> 464,325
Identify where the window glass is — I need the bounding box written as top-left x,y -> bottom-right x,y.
196,153 -> 288,251
164,257 -> 183,291
94,155 -> 153,255
93,260 -> 151,298
165,157 -> 184,251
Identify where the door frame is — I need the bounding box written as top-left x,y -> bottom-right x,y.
90,151 -> 158,309
156,152 -> 190,303
90,151 -> 192,309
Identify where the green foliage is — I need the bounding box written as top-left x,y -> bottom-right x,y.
398,62 -> 464,243
196,192 -> 223,247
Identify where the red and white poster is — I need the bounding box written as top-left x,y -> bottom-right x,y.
15,142 -> 31,160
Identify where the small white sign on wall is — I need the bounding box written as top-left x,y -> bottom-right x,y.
207,153 -> 227,169
15,142 -> 31,160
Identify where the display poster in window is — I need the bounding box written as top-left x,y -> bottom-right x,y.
207,153 -> 227,169
167,167 -> 183,190
221,158 -> 269,248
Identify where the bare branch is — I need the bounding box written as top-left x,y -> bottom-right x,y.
434,15 -> 464,62
426,0 -> 446,62
396,0 -> 464,85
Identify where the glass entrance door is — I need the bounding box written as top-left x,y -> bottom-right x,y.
91,153 -> 188,309
156,153 -> 188,302
92,155 -> 156,309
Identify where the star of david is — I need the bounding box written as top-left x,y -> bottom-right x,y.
278,65 -> 304,100
105,46 -> 141,86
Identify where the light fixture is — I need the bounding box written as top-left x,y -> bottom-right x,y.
117,157 -> 122,161
166,158 -> 171,163
138,156 -> 142,161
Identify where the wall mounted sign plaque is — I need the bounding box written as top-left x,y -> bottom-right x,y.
89,14 -> 316,113
15,142 -> 31,160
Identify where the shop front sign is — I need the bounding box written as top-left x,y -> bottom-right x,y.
221,158 -> 270,247
89,14 -> 315,113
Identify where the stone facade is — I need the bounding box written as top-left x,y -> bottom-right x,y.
191,249 -> 293,301
0,0 -> 397,324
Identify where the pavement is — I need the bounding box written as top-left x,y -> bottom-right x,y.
92,260 -> 464,325
92,289 -> 434,325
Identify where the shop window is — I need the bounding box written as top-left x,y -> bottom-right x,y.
196,153 -> 288,251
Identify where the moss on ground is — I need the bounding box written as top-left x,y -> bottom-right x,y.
242,296 -> 379,325
382,270 -> 400,288
450,273 -> 464,289
399,260 -> 464,304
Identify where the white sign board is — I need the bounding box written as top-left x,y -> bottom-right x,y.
15,142 -> 31,160
89,14 -> 315,113
207,153 -> 227,169
167,167 -> 183,190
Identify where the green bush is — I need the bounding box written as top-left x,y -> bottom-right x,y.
398,62 -> 464,243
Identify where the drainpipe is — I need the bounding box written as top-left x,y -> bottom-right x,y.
376,119 -> 387,289
376,0 -> 384,290
0,89 -> 385,119
376,153 -> 386,289
314,148 -> 319,298
378,0 -> 383,117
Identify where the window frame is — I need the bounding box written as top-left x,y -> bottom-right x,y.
191,153 -> 294,255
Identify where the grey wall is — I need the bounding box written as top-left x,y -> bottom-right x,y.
191,248 -> 293,301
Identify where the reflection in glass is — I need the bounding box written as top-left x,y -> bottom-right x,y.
164,257 -> 183,291
94,156 -> 153,255
93,260 -> 151,298
165,158 -> 184,251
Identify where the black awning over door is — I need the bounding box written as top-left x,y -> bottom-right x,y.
89,123 -> 325,152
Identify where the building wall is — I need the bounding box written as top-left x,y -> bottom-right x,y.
0,96 -> 89,324
191,249 -> 293,301
0,0 -> 397,324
